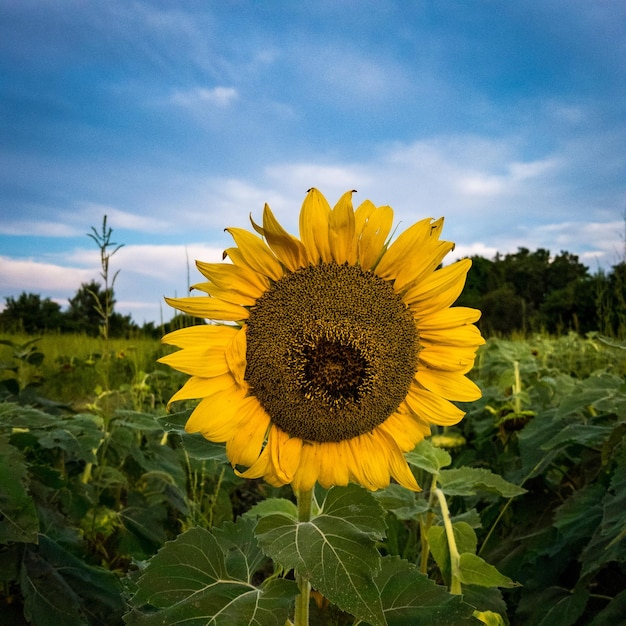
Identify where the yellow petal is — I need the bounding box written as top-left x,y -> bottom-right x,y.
299,188 -> 332,263
355,203 -> 394,269
196,260 -> 269,299
165,296 -> 249,321
235,445 -> 273,483
224,227 -> 283,281
377,411 -> 430,452
225,400 -> 270,466
166,373 -> 238,406
396,239 -> 455,293
292,443 -> 321,492
405,384 -> 466,425
224,326 -> 247,386
159,346 -> 229,377
419,323 -> 485,348
316,442 -> 350,488
418,343 -> 481,373
415,369 -> 482,402
185,385 -> 248,440
191,282 -> 258,307
161,324 -> 238,349
404,259 -> 472,314
269,427 -> 303,484
417,306 -> 482,329
377,430 -> 422,491
261,203 -> 308,271
329,190 -> 356,264
375,217 -> 437,278
349,433 -> 390,490
376,217 -> 454,291
222,246 -> 246,266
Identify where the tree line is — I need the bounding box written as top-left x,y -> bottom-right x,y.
1,247 -> 625,338
457,247 -> 626,337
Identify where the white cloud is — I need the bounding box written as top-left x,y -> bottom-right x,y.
0,256 -> 93,292
0,220 -> 80,237
170,86 -> 239,108
76,202 -> 172,234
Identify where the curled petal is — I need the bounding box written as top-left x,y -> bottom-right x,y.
224,227 -> 284,281
165,296 -> 248,321
260,203 -> 308,271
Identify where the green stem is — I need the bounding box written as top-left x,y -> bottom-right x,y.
513,360 -> 522,414
435,488 -> 462,594
294,488 -> 313,626
419,473 -> 440,574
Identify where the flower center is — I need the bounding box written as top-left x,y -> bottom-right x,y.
301,338 -> 369,405
245,263 -> 419,442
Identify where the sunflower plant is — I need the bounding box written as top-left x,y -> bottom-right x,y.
126,189 -> 517,626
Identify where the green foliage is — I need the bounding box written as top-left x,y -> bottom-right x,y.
125,522 -> 296,625
0,292 -> 65,333
458,248 -> 626,336
0,332 -> 624,625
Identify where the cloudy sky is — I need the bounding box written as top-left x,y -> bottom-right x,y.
1,1 -> 625,325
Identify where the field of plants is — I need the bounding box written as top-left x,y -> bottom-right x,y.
0,330 -> 624,625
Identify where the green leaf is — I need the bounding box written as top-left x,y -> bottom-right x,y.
36,413 -> 104,463
457,553 -> 519,588
110,410 -> 165,433
553,483 -> 604,543
255,485 -> 387,626
321,483 -> 388,539
372,555 -> 479,625
373,484 -> 430,520
213,516 -> 267,583
536,588 -> 590,626
0,402 -> 59,429
20,535 -> 124,626
427,523 -> 478,583
119,503 -> 168,550
126,527 -> 296,626
589,588 -> 626,625
21,546 -> 87,626
244,497 -> 298,520
0,437 -> 39,543
179,431 -> 228,461
541,423 -> 613,451
461,586 -> 508,618
405,439 -> 452,474
517,586 -> 589,626
580,461 -> 626,576
438,468 -> 526,498
156,410 -> 228,461
555,374 -> 625,418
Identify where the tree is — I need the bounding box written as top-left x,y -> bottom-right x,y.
65,281 -> 112,336
0,292 -> 64,333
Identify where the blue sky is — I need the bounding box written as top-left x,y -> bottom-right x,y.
1,0 -> 625,325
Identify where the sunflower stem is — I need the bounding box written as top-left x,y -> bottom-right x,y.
419,473 -> 440,574
435,488 -> 462,594
294,488 -> 313,626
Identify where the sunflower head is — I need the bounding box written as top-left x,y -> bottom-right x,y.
160,189 -> 484,492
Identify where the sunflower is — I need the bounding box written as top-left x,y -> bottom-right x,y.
160,189 -> 484,492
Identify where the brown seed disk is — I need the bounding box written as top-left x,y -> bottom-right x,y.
245,262 -> 419,442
